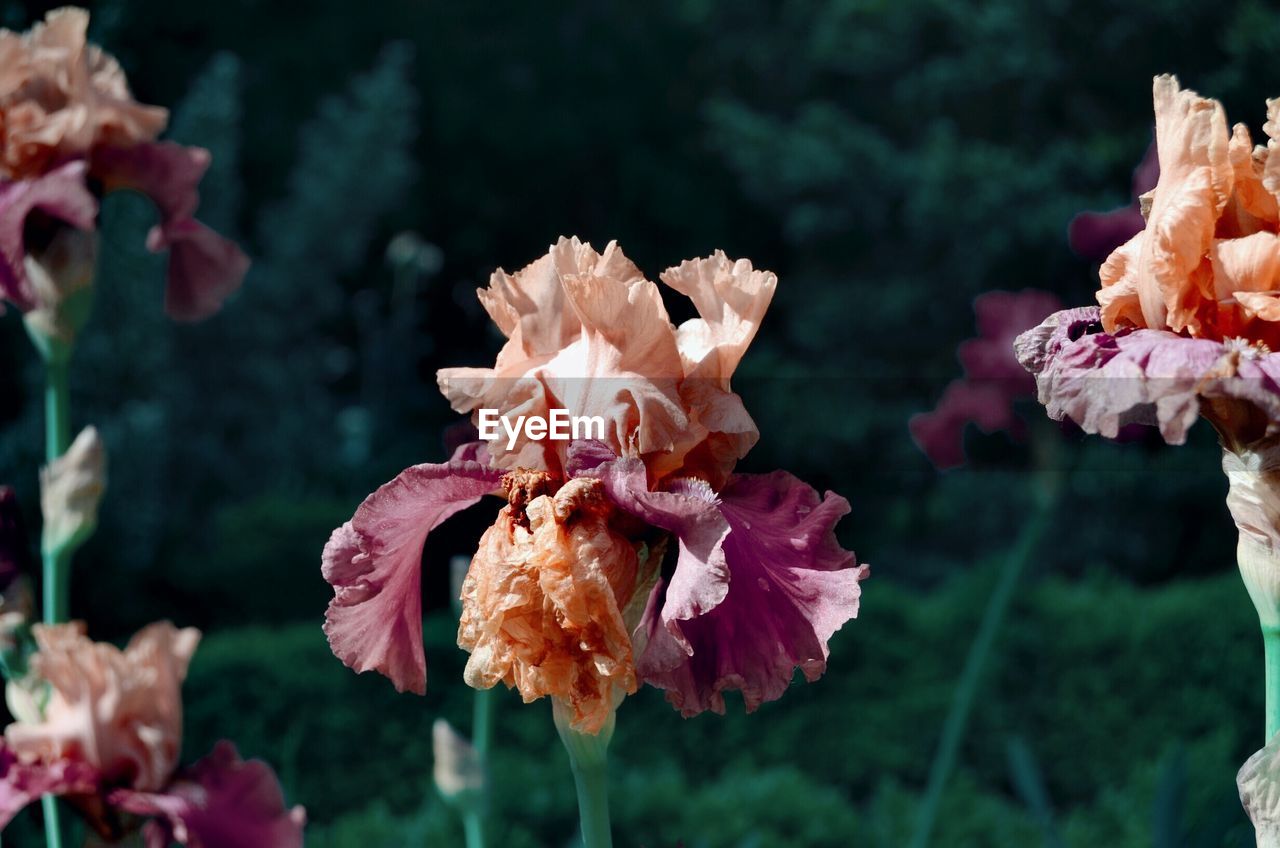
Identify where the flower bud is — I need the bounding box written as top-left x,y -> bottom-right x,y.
1240,732 -> 1280,847
1224,446 -> 1280,627
22,226 -> 98,354
40,426 -> 106,556
432,719 -> 484,802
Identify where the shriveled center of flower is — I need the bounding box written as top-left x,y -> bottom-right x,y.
456,470 -> 642,734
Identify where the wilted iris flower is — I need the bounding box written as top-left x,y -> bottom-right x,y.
0,621 -> 304,846
0,7 -> 247,332
1017,76 -> 1280,470
1018,77 -> 1280,774
910,289 -> 1062,469
323,237 -> 868,732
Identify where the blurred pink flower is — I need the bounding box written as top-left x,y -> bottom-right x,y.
1068,142 -> 1159,262
0,622 -> 304,846
325,238 -> 867,723
911,289 -> 1062,469
0,8 -> 247,324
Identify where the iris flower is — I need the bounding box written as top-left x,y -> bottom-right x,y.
323,237 -> 868,732
0,622 -> 304,846
0,7 -> 247,327
1018,77 -> 1280,766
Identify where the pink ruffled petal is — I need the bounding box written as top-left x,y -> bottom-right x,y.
1016,307 -> 1280,446
642,472 -> 866,716
148,218 -> 250,322
913,289 -> 1059,469
909,380 -> 1019,470
0,742 -> 99,829
587,455 -> 731,656
92,141 -> 247,321
961,290 -> 1062,384
322,460 -> 502,694
0,161 -> 97,312
111,741 -> 305,848
585,446 -> 865,716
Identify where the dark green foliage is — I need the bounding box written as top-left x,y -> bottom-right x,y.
182,568 -> 1260,846
0,1 -> 1277,844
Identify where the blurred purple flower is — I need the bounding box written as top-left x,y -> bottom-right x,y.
911,290 -> 1062,469
1068,142 -> 1159,262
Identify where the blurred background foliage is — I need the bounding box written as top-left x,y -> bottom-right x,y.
1,0 -> 1278,844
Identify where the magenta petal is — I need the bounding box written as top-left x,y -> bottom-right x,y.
960,289 -> 1062,384
587,456 -> 731,653
322,460 -> 502,693
1068,207 -> 1147,263
1015,307 -> 1280,444
0,161 -> 98,312
0,743 -> 99,829
111,741 -> 305,848
149,218 -> 250,322
643,472 -> 865,716
909,380 -> 1020,470
93,141 -> 247,321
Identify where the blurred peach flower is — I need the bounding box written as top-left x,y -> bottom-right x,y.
0,7 -> 166,179
6,621 -> 197,792
0,8 -> 247,326
0,622 -> 304,846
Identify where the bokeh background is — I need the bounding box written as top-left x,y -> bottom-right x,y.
1,0 -> 1277,844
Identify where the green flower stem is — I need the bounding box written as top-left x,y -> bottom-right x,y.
460,686 -> 494,848
909,481 -> 1059,848
1265,625 -> 1280,743
554,700 -> 614,848
39,356 -> 72,848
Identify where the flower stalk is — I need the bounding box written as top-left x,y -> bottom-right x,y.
553,699 -> 614,848
37,351 -> 71,848
910,462 -> 1060,848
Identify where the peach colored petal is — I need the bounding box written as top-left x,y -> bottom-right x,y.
1224,123 -> 1279,234
6,621 -> 199,792
1098,233 -> 1145,331
1262,95 -> 1280,209
0,8 -> 167,178
438,237 -> 689,477
660,252 -> 777,383
655,252 -> 776,483
439,239 -> 779,485
457,475 -> 639,734
1234,292 -> 1280,322
1211,232 -> 1280,300
1135,75 -> 1232,333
